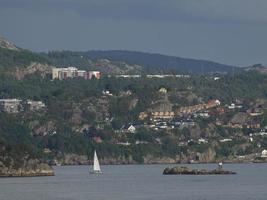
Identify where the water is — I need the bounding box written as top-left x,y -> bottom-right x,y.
0,163 -> 267,200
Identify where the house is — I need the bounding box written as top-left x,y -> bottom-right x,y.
139,112 -> 148,120
127,125 -> 136,133
254,130 -> 267,136
26,100 -> 45,111
248,108 -> 263,116
158,87 -> 167,94
151,111 -> 175,120
246,122 -> 260,129
261,149 -> 267,158
227,122 -> 243,129
121,124 -> 136,133
198,138 -> 208,144
196,112 -> 210,118
176,99 -> 220,115
228,103 -> 236,109
0,99 -> 22,113
102,90 -> 113,96
181,121 -> 196,127
219,138 -> 233,143
135,140 -> 149,145
119,90 -> 132,97
116,141 -> 131,146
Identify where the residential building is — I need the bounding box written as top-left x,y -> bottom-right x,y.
158,87 -> 167,94
175,99 -> 220,115
121,124 -> 136,133
116,141 -> 131,146
151,111 -> 175,120
261,149 -> 267,158
52,67 -> 101,80
139,112 -> 148,120
127,125 -> 136,133
219,138 -> 233,143
0,99 -> 22,113
26,100 -> 45,111
198,138 -> 208,144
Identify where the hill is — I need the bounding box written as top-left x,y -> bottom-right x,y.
0,35 -> 240,74
83,50 -> 240,74
3,36 -> 266,167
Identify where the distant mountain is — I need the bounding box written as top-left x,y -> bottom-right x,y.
0,36 -> 241,74
244,64 -> 267,74
83,50 -> 240,74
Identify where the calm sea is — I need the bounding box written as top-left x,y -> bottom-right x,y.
0,163 -> 266,200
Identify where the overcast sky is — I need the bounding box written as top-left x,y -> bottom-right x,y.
1,0 -> 267,66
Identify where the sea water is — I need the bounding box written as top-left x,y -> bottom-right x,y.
0,163 -> 266,200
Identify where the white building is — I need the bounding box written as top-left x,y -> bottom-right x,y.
261,149 -> 267,158
52,67 -> 101,80
0,99 -> 22,113
26,100 -> 45,111
127,125 -> 136,133
219,138 -> 233,143
198,138 -> 208,144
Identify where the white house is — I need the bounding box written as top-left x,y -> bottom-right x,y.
121,124 -> 136,133
261,149 -> 267,158
127,125 -> 136,133
219,138 -> 233,143
198,138 -> 208,144
228,103 -> 235,109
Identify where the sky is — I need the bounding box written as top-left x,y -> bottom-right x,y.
1,0 -> 267,67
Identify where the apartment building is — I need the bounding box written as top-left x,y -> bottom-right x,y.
52,67 -> 101,80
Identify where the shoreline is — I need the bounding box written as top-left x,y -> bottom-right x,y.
52,161 -> 267,167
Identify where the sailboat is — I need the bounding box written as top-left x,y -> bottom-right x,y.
91,150 -> 102,174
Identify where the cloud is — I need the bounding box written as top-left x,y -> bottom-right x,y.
1,0 -> 267,24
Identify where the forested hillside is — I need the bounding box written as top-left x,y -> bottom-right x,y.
1,37 -> 267,166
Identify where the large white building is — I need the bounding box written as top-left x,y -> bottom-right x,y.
52,67 -> 101,80
0,99 -> 22,113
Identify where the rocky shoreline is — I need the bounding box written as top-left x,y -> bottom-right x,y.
0,159 -> 54,177
163,166 -> 236,175
49,153 -> 267,166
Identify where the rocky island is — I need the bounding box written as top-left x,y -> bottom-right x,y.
163,166 -> 236,175
0,159 -> 54,177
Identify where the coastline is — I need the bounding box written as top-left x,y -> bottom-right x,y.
0,159 -> 54,177
51,154 -> 267,166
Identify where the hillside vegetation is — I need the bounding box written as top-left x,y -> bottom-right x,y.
1,37 -> 267,166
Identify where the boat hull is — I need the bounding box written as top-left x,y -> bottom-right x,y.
90,170 -> 102,174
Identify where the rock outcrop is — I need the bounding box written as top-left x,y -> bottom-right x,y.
14,62 -> 53,80
163,166 -> 236,175
0,159 -> 54,177
0,36 -> 20,51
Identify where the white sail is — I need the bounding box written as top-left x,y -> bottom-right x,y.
93,150 -> 101,173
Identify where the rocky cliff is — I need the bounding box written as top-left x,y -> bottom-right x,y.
14,62 -> 53,79
0,159 -> 54,177
0,36 -> 20,51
